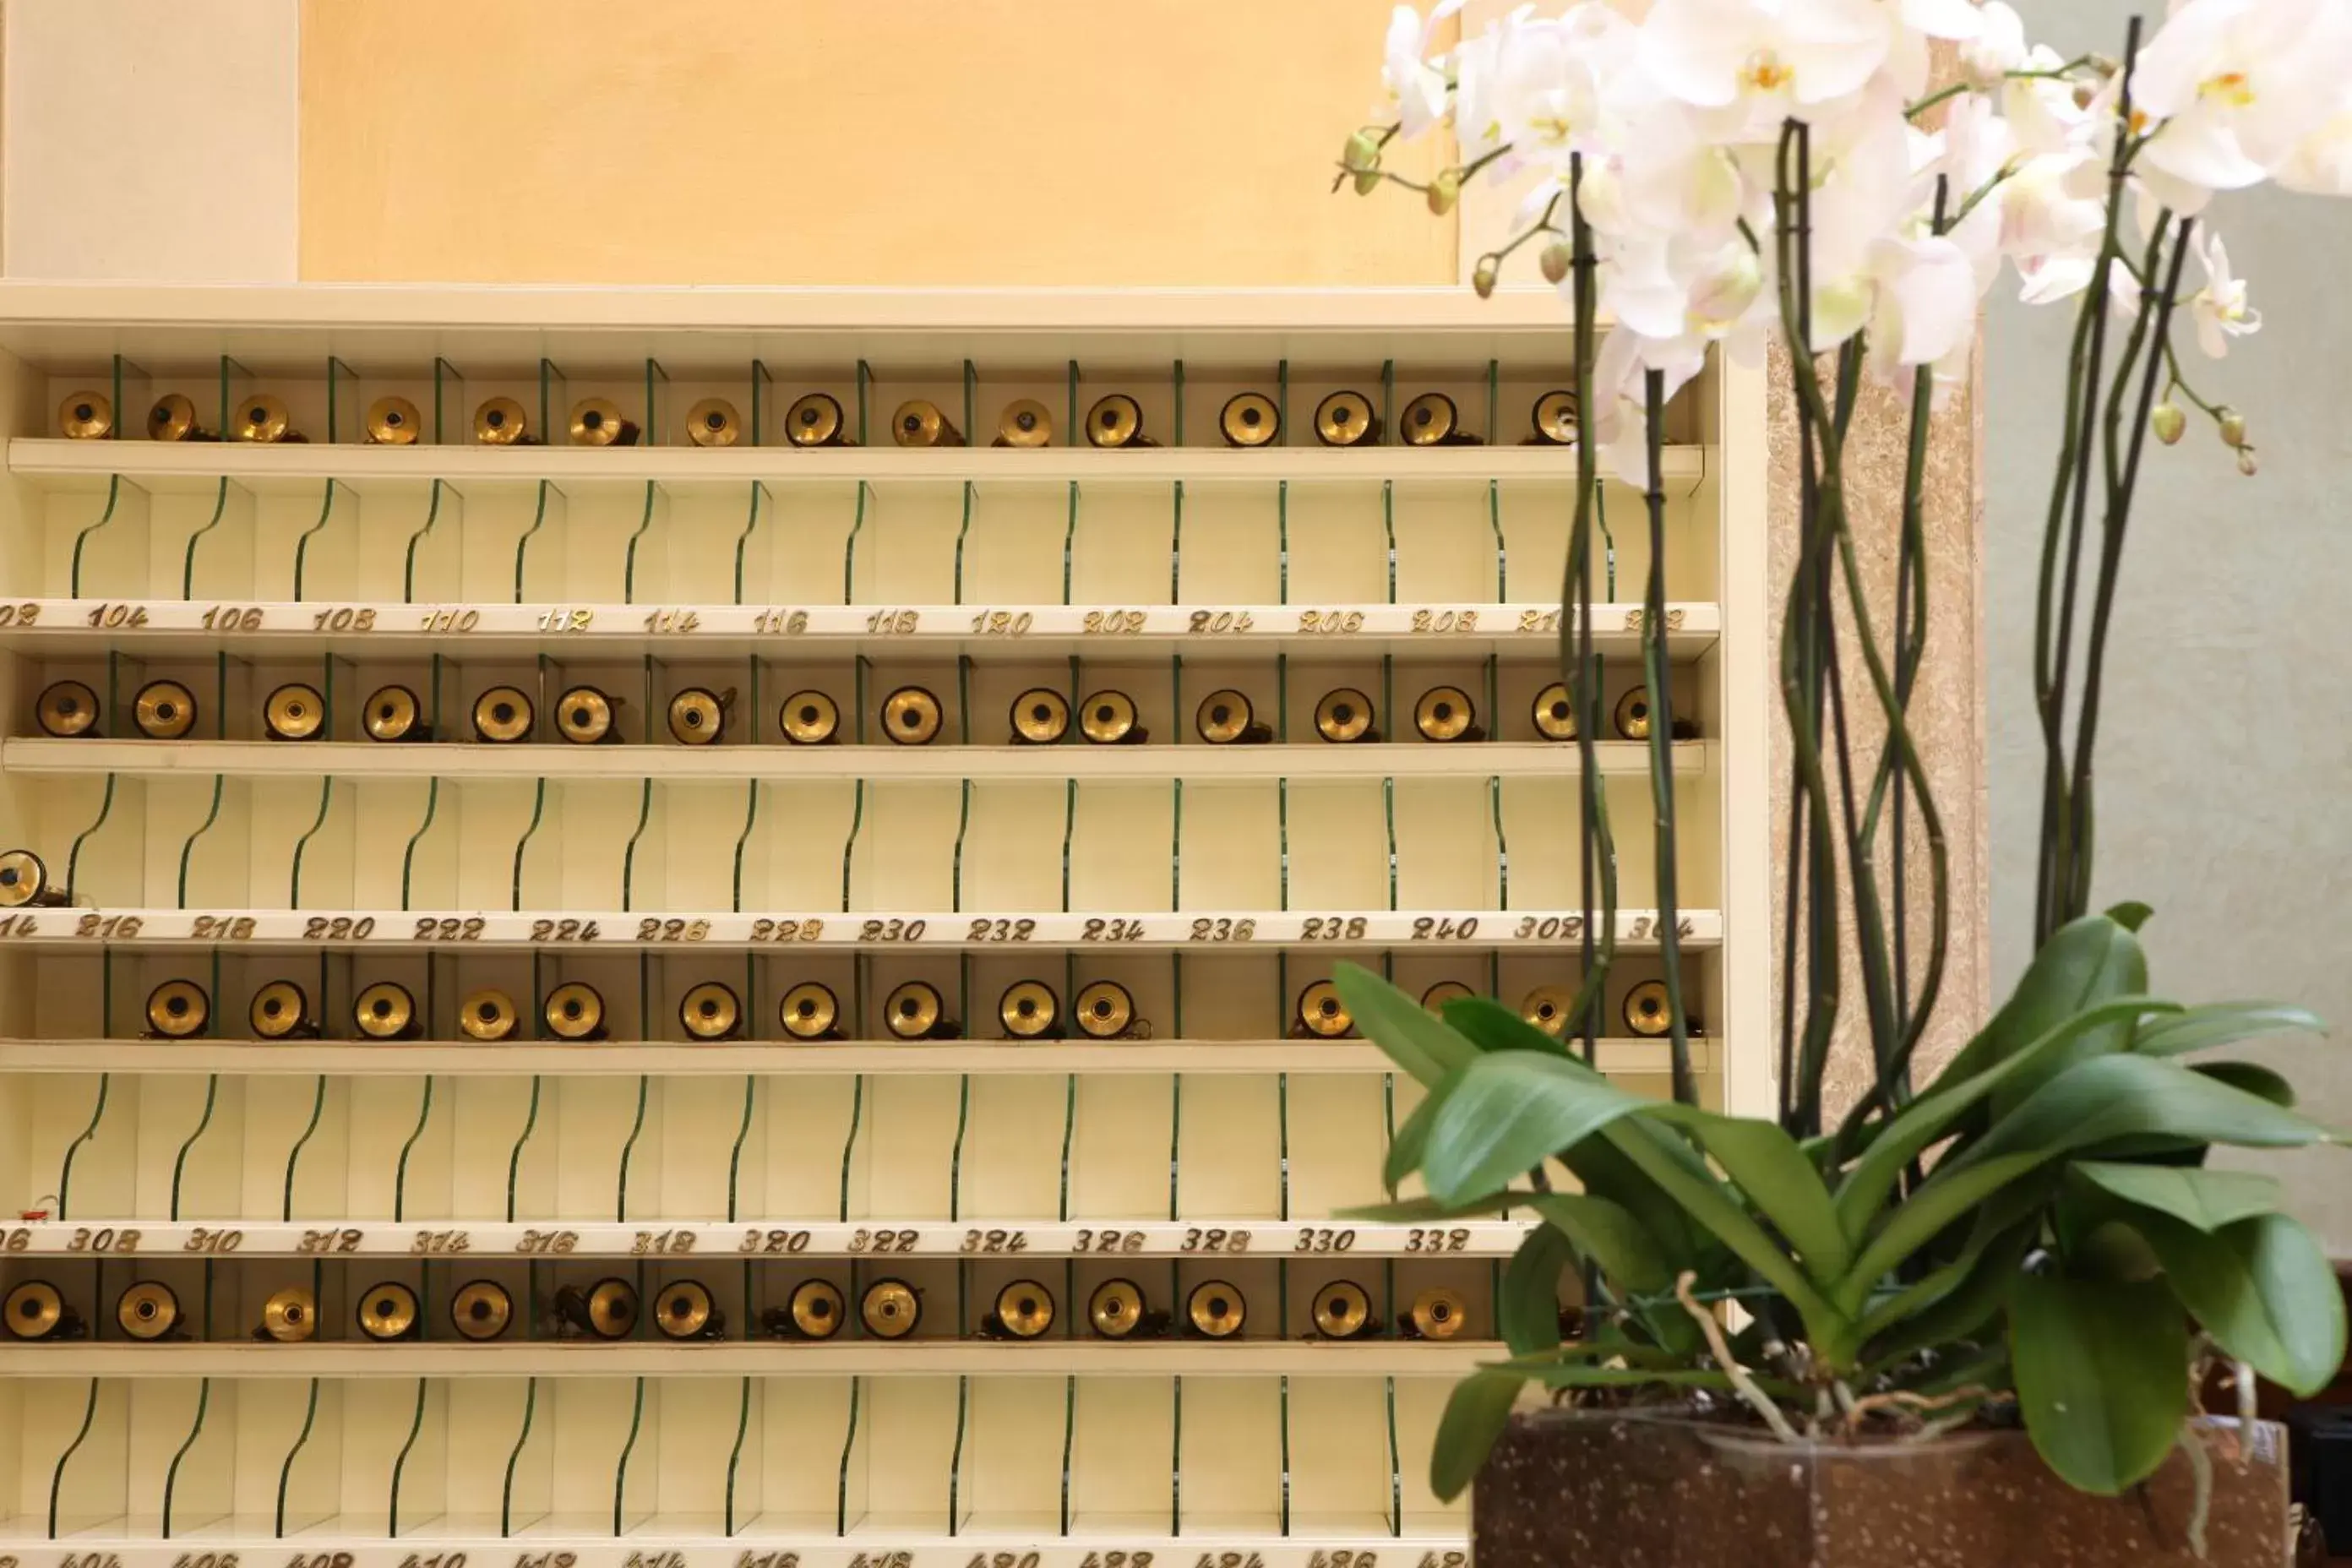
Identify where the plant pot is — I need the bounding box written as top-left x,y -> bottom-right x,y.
1473,1408 -> 2289,1567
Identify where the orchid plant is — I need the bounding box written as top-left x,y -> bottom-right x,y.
1337,0 -> 2352,1503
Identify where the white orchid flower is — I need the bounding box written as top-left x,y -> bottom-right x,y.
2132,0 -> 2352,199
1451,19 -> 1509,159
1356,0 -> 2349,424
1481,5 -> 1645,161
1638,0 -> 1892,136
2001,45 -> 2092,155
1588,327 -> 1711,479
2016,253 -> 2097,306
1864,232 -> 1979,369
1919,327 -> 1976,410
1383,1 -> 1467,139
1616,104 -> 1756,241
2275,103 -> 2352,195
1999,150 -> 2107,276
2188,231 -> 2262,356
1684,241 -> 1771,337
1958,2 -> 2029,94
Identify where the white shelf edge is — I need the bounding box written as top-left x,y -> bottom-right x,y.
0,908 -> 1719,950
0,597 -> 1717,659
2,738 -> 1705,784
8,437 -> 1702,493
0,1341 -> 1500,1377
0,1535 -> 1465,1568
0,1037 -> 1698,1075
0,1217 -> 1537,1260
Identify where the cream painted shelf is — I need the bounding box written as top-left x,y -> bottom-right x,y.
0,1342 -> 1498,1378
0,908 -> 1718,950
0,1540 -> 1462,1568
0,285 -> 1767,1554
0,1037 -> 1697,1075
0,598 -> 1715,659
8,437 -> 1705,495
3,737 -> 1706,783
0,1217 -> 1536,1259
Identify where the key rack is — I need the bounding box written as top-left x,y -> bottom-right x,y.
0,284 -> 1769,1568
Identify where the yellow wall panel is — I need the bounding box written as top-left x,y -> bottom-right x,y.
299,0 -> 1459,286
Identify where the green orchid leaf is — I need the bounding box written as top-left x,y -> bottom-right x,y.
1498,1222 -> 1575,1358
1442,994 -> 1573,1059
2104,901 -> 2153,932
1838,1152 -> 2046,1313
1835,996 -> 2175,1244
1598,1120 -> 1849,1355
1395,1012 -> 1707,1266
1653,1105 -> 1852,1285
1528,1191 -> 1674,1296
2074,1217 -> 2165,1282
1429,1372 -> 1524,1502
2010,1273 -> 2188,1494
1843,1055 -> 2328,1309
1422,1053 -> 1652,1203
2192,1060 -> 2295,1108
1553,1127 -> 1704,1265
1860,1221 -> 2036,1364
1384,1071 -> 1457,1192
2069,1162 -> 2282,1233
2139,1211 -> 2348,1396
2133,1002 -> 2324,1059
1946,1053 -> 2328,1178
1335,961 -> 1478,1087
1856,1170 -> 2053,1348
1928,913 -> 2148,1113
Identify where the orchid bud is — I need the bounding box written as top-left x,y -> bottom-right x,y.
1539,238 -> 1573,285
2150,403 -> 2186,445
1353,168 -> 1382,196
1472,257 -> 1499,299
1427,172 -> 1461,215
1342,130 -> 1381,174
2218,407 -> 2247,448
2236,446 -> 2259,477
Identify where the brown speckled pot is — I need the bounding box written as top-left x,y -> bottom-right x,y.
1474,1409 -> 2289,1567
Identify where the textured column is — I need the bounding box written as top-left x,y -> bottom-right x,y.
1764,335 -> 1990,1117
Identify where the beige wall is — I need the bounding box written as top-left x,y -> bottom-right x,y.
297,0 -> 1458,286
3,0 -> 300,280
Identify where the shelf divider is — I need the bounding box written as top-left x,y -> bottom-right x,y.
501,1377 -> 542,1538
834,1377 -> 862,1536
611,1376 -> 650,1536
274,1376 -> 337,1538
70,475 -> 151,597
386,1377 -> 431,1538
158,1377 -> 220,1538
186,476 -> 262,602
46,1377 -> 113,1540
723,1374 -> 754,1536
392,1079 -> 434,1221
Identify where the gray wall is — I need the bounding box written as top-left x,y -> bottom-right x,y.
1988,3 -> 2352,1247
